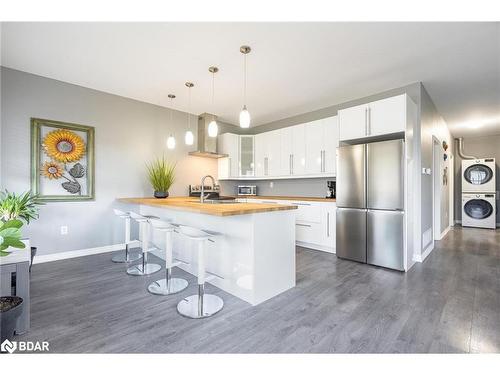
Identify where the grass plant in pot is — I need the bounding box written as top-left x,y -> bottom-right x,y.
0,190 -> 43,268
147,157 -> 176,199
0,219 -> 26,341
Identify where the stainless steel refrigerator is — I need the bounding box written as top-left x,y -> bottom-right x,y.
336,139 -> 405,271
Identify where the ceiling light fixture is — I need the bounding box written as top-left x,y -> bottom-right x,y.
208,66 -> 219,138
239,45 -> 251,128
166,94 -> 176,149
184,82 -> 194,146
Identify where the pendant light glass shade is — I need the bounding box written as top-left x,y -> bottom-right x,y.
166,134 -> 176,149
184,130 -> 194,145
208,119 -> 218,137
239,105 -> 251,128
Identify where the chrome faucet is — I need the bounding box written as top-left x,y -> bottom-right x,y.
200,175 -> 216,203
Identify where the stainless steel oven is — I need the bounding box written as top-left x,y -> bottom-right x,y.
237,185 -> 257,196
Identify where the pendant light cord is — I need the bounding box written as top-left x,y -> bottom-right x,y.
244,53 -> 247,106
188,86 -> 191,130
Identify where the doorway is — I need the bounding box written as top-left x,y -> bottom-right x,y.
432,137 -> 441,240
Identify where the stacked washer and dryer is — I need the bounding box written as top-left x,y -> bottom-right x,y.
461,158 -> 497,229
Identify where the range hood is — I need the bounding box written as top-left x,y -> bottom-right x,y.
188,113 -> 228,159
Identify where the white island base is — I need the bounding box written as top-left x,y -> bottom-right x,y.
135,204 -> 296,306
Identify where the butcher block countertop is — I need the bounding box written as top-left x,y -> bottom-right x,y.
117,197 -> 298,217
236,195 -> 336,203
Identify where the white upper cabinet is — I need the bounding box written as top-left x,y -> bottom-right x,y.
338,103 -> 367,141
267,129 -> 282,177
217,133 -> 239,178
304,116 -> 338,175
291,125 -> 306,176
254,133 -> 267,177
338,94 -> 407,141
323,116 -> 338,174
280,126 -> 293,176
305,120 -> 324,174
368,95 -> 406,136
239,135 -> 255,177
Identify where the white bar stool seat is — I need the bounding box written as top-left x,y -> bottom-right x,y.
126,212 -> 162,276
111,209 -> 142,263
147,219 -> 188,295
176,225 -> 223,319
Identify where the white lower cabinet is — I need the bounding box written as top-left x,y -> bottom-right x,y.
245,198 -> 336,253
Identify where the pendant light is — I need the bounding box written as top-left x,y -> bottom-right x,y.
184,82 -> 194,146
239,45 -> 251,128
166,94 -> 176,149
208,66 -> 219,138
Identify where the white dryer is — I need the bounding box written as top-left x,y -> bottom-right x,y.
462,193 -> 496,229
462,158 -> 496,192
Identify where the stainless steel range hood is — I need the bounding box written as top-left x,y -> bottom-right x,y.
188,113 -> 228,159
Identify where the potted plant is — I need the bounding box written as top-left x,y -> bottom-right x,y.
0,190 -> 43,267
0,219 -> 25,341
146,157 -> 176,198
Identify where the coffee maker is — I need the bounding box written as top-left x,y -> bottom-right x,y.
326,180 -> 336,199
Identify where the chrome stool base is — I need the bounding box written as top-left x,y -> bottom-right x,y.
126,263 -> 161,276
111,251 -> 142,263
177,294 -> 224,319
148,278 -> 188,295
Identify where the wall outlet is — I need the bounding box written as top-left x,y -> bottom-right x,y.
60,226 -> 68,235
269,182 -> 274,188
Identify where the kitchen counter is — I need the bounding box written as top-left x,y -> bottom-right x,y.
117,196 -> 296,305
117,197 -> 297,216
236,195 -> 336,202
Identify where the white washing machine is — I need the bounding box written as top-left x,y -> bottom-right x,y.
462,193 -> 496,229
462,158 -> 496,192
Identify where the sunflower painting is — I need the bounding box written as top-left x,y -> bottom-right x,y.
31,118 -> 95,201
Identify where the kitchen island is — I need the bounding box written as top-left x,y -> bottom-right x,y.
117,197 -> 297,305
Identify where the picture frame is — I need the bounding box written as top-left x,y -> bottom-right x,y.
30,118 -> 95,202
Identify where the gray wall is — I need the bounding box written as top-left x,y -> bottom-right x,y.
454,134 -> 500,224
221,83 -> 421,197
0,67 -> 220,256
220,177 -> 333,198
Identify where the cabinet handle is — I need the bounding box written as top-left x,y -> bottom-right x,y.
228,157 -> 232,177
264,157 -> 268,176
296,223 -> 312,227
289,154 -> 292,175
322,150 -> 325,172
368,107 -> 371,135
365,107 -> 368,135
327,212 -> 330,237
291,154 -> 294,175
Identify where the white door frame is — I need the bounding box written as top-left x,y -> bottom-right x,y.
432,136 -> 441,240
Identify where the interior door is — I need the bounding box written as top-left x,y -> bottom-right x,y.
367,139 -> 404,210
368,94 -> 406,136
367,209 -> 404,271
336,208 -> 367,263
336,144 -> 366,208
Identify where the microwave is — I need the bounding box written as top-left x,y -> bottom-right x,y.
237,185 -> 257,196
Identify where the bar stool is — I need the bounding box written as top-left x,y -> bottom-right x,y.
112,209 -> 142,263
176,225 -> 224,319
126,212 -> 162,276
147,219 -> 188,295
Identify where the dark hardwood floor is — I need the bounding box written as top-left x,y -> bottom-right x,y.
22,227 -> 499,353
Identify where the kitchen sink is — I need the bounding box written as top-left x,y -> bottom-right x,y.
198,196 -> 237,204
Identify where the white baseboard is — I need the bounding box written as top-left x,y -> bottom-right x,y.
413,241 -> 435,263
296,241 -> 335,254
33,240 -> 141,264
438,226 -> 451,240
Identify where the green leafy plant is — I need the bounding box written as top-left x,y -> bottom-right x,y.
0,219 -> 25,256
0,190 -> 43,224
146,157 -> 176,192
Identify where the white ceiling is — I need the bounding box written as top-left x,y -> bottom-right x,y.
1,22 -> 499,137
